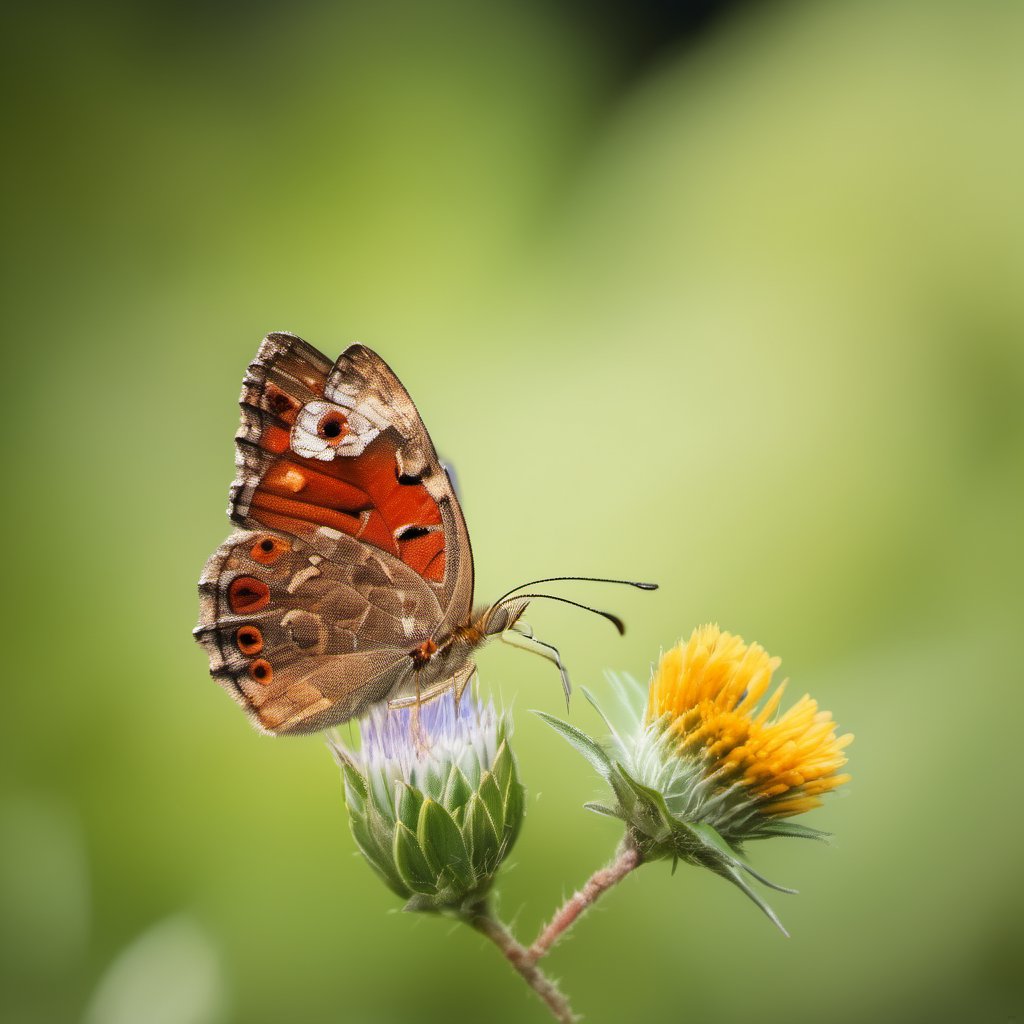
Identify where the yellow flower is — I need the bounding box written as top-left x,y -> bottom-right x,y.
647,625 -> 852,820
538,624 -> 854,933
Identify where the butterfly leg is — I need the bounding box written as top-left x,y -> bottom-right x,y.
406,675 -> 421,749
451,662 -> 474,710
500,626 -> 572,708
387,662 -> 475,711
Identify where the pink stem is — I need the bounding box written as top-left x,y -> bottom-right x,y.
527,843 -> 642,963
467,906 -> 578,1023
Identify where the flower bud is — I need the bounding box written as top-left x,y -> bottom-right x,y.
332,689 -> 524,913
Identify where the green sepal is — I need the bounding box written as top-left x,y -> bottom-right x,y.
751,819 -> 832,843
417,799 -> 475,891
477,770 -> 505,836
393,822 -> 437,895
660,817 -> 794,936
581,687 -> 628,755
370,765 -> 403,821
710,861 -> 790,937
357,855 -> 410,899
341,762 -> 369,820
491,739 -> 515,794
365,799 -> 399,857
689,823 -> 797,895
534,711 -> 613,780
346,808 -> 408,898
611,763 -> 671,842
355,797 -> 403,881
340,759 -> 367,800
583,802 -> 625,820
463,791 -> 500,869
492,739 -> 524,851
442,765 -> 474,812
607,767 -> 642,822
501,775 -> 525,853
396,783 -> 423,832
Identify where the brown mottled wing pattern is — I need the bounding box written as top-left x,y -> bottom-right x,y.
196,528 -> 445,733
195,333 -> 476,734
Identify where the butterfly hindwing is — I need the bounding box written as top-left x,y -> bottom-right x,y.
196,526 -> 453,733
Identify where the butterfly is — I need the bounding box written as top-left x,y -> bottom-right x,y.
194,333 -> 655,734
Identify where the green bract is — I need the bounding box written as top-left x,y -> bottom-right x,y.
332,691 -> 524,913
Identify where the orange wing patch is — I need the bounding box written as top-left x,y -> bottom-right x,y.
250,426 -> 446,583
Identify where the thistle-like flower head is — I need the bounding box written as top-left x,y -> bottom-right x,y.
539,625 -> 852,933
332,688 -> 524,913
637,624 -> 852,839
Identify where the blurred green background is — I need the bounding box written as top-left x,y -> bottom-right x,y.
3,0 -> 1023,1021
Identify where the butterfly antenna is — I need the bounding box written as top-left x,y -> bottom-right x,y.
496,593 -> 627,634
490,580 -> 656,706
492,576 -> 657,606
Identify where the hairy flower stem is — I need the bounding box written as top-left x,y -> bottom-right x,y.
528,841 -> 642,963
462,843 -> 641,1021
465,904 -> 578,1024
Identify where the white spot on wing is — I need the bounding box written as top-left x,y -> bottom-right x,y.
287,564 -> 322,593
292,400 -> 381,459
